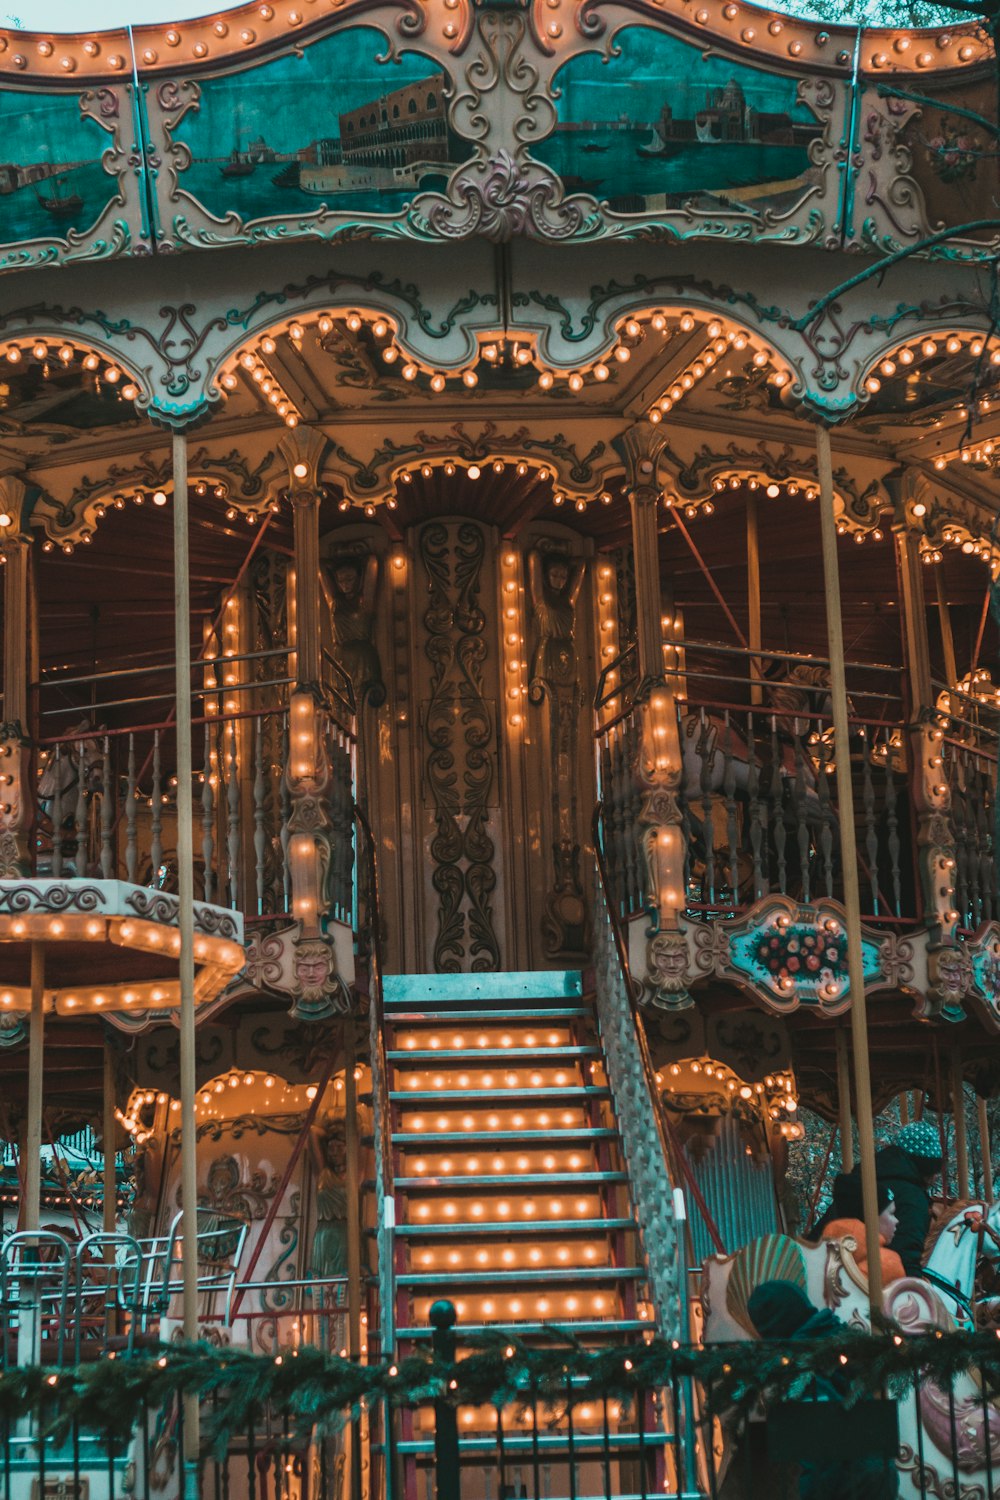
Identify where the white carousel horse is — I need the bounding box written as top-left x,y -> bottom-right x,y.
702,1231 -> 1000,1499
923,1198 -> 1000,1330
36,719 -> 105,806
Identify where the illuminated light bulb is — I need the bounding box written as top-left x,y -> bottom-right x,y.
614,346 -> 631,362
430,373 -> 446,392
462,370 -> 478,387
568,372 -> 584,391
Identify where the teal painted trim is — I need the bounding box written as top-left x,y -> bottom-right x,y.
383,970 -> 582,1003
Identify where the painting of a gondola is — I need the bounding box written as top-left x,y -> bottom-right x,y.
172,27 -> 473,224
0,88 -> 112,247
533,26 -> 827,219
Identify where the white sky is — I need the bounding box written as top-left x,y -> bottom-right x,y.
13,0 -> 220,27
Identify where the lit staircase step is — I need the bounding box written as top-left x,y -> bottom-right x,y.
397,1267 -> 644,1286
398,1318 -> 651,1342
386,1007 -> 590,1023
395,1172 -> 627,1189
390,1086 -> 610,1104
387,1046 -> 598,1063
397,1218 -> 636,1237
393,1128 -> 618,1145
383,971 -> 583,1005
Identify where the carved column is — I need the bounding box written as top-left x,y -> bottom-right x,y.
615,423 -> 689,1008
887,470 -> 959,982
0,477 -> 33,877
280,427 -> 327,691
278,430 -> 349,1016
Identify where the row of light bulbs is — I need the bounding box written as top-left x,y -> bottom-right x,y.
0,339 -> 140,401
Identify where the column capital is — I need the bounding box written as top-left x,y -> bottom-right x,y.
613,422 -> 668,502
279,426 -> 327,500
882,465 -> 927,530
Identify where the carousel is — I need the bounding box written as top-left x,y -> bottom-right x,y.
2,0 -> 1000,1492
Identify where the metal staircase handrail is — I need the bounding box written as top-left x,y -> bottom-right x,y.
592,801 -> 680,1181
353,802 -> 396,1360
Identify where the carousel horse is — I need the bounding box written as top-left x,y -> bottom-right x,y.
922,1198 -> 1000,1330
679,662 -> 845,900
702,1230 -> 1000,1498
36,721 -> 106,874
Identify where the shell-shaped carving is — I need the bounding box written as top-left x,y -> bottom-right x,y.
725,1233 -> 808,1336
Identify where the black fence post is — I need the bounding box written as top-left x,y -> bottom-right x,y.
430,1299 -> 460,1500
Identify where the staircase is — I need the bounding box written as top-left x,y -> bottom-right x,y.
380,970 -> 674,1497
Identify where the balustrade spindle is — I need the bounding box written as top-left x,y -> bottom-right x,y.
817,736 -> 834,899
984,771 -> 997,921
884,737 -> 902,918
769,716 -> 787,895
698,708 -> 716,904
793,735 -> 811,904
74,740 -> 88,876
627,717 -> 645,913
746,714 -> 765,900
723,710 -> 739,904
974,759 -> 992,924
201,726 -> 215,905
150,731 -> 163,882
964,752 -> 983,927
280,715 -> 291,913
861,729 -> 880,915
100,737 -> 114,879
952,756 -> 971,927
125,735 -> 138,884
254,716 -> 267,916
51,747 -> 64,877
227,720 -> 241,911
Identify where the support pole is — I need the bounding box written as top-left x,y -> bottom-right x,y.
103,1033 -> 117,1235
23,943 -> 44,1234
345,1029 -> 362,1362
817,424 -> 883,1320
345,1027 -> 363,1500
747,491 -> 763,707
835,1026 -> 854,1174
978,1096 -> 994,1202
952,1051 -> 969,1199
935,566 -> 959,690
172,431 -> 200,1468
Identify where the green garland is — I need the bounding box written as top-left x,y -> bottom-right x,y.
5,1328 -> 1000,1453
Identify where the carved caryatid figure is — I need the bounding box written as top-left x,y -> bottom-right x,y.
327,552 -> 384,708
528,551 -> 585,706
527,548 -> 587,959
308,1116 -> 349,1283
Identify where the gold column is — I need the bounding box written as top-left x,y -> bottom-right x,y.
747,491 -> 763,706
835,1027 -> 854,1174
978,1096 -> 994,1202
952,1050 -> 969,1199
279,427 -> 327,690
817,424 -> 882,1319
172,431 -> 200,1463
22,943 -> 44,1234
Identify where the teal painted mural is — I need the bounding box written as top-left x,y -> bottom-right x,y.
0,89 -> 121,248
171,29 -> 472,225
535,28 -> 826,218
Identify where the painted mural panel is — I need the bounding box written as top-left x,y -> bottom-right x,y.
167,28 -> 473,230
535,27 -> 829,223
0,86 -> 126,256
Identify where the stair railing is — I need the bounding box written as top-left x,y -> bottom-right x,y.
353,805 -> 396,1362
593,800 -> 702,1486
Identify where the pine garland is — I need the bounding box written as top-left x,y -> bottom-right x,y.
5,1326 -> 1000,1451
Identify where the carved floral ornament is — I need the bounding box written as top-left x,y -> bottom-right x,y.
690,893 -> 914,1015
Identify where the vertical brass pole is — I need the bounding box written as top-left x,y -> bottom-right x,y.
934,567 -> 959,690
23,943 -> 44,1234
344,1028 -> 362,1361
978,1096 -> 994,1202
952,1051 -> 969,1199
835,1027 -> 854,1173
817,424 -> 883,1320
747,491 -> 763,707
344,1028 -> 363,1500
103,1034 -> 117,1235
173,431 -> 200,1467
898,1092 -> 909,1127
